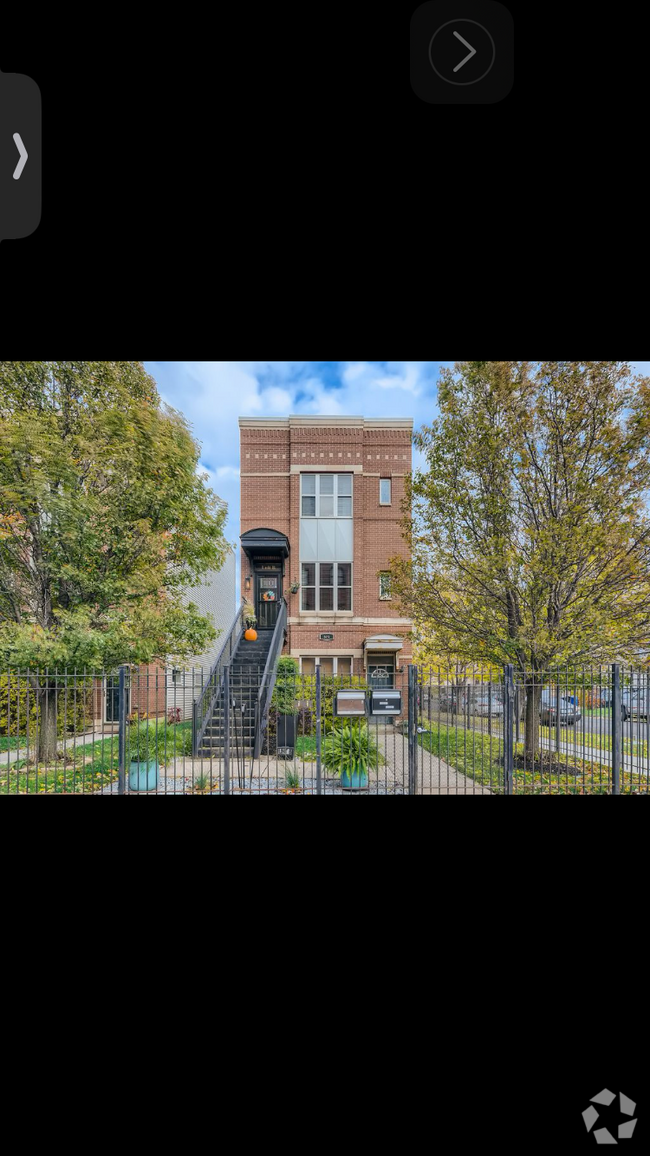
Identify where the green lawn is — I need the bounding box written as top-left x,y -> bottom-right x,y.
0,721 -> 192,794
295,734 -> 317,758
417,723 -> 647,794
539,724 -> 648,759
0,735 -> 27,753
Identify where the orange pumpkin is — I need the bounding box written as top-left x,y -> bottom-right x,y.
245,628 -> 257,641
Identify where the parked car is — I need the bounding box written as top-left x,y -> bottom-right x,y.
622,688 -> 649,720
470,690 -> 504,717
438,687 -> 463,714
539,691 -> 582,725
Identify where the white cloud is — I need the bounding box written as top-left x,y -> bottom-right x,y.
148,360 -> 443,560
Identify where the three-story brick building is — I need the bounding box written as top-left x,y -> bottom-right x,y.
239,416 -> 413,685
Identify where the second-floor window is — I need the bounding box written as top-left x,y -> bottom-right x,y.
379,478 -> 392,504
301,562 -> 352,611
301,473 -> 353,517
379,573 -> 392,600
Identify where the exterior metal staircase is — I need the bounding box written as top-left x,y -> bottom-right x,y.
197,630 -> 273,755
192,598 -> 288,758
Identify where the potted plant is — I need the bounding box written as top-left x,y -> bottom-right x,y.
273,656 -> 299,756
243,601 -> 257,640
289,577 -> 300,594
128,721 -> 160,792
323,719 -> 383,790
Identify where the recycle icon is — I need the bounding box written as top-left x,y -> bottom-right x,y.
583,1089 -> 638,1144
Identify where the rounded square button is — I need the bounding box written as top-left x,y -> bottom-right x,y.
0,71 -> 42,240
410,1 -> 514,104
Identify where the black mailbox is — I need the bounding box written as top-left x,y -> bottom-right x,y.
370,690 -> 402,716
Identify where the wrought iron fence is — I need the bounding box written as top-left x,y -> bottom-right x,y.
2,661 -> 648,795
417,663 -> 650,794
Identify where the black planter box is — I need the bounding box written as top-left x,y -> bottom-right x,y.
277,713 -> 296,755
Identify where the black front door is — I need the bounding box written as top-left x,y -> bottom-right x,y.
256,569 -> 281,628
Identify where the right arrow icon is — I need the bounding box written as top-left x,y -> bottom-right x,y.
452,30 -> 477,72
13,132 -> 28,180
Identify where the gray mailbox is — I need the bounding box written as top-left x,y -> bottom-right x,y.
370,689 -> 402,716
334,689 -> 367,717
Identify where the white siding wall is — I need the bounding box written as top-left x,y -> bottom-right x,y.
165,545 -> 237,719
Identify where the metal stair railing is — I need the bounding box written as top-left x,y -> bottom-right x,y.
253,598 -> 288,759
192,601 -> 246,755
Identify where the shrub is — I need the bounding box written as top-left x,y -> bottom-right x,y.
126,720 -> 192,765
301,674 -> 367,730
272,656 -> 299,714
0,673 -> 93,739
167,707 -> 182,725
322,721 -> 384,778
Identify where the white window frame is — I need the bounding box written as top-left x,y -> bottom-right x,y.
379,572 -> 392,600
301,473 -> 353,519
379,477 -> 392,505
301,561 -> 352,612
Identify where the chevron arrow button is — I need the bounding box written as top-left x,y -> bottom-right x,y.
452,30 -> 477,72
13,133 -> 28,180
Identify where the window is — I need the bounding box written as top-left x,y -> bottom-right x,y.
379,572 -> 391,600
301,473 -> 353,518
301,561 -> 353,611
337,473 -> 352,516
319,563 -> 334,610
301,563 -> 316,610
300,656 -> 353,676
301,473 -> 316,516
379,478 -> 391,505
337,563 -> 351,610
171,668 -> 182,683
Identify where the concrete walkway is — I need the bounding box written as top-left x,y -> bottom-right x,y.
2,728 -> 113,765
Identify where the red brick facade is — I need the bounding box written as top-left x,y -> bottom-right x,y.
91,665 -> 167,725
239,417 -> 413,677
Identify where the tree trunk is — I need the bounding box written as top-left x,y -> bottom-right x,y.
38,683 -> 58,764
524,677 -> 542,763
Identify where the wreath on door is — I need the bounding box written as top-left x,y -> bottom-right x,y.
262,590 -> 276,601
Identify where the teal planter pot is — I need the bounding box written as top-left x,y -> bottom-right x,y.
129,759 -> 159,792
340,768 -> 368,790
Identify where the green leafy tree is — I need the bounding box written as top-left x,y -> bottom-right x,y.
390,361 -> 650,760
0,361 -> 229,759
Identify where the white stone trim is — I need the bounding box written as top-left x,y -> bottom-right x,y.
290,648 -> 363,657
239,416 -> 413,429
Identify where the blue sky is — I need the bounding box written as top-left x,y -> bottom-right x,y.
144,360 -> 449,551
145,360 -> 650,557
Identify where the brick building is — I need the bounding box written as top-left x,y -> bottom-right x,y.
239,416 -> 413,684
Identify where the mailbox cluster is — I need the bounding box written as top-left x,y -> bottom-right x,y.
333,689 -> 402,717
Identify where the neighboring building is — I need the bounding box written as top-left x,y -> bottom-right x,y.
239,416 -> 413,685
98,545 -> 237,725
165,544 -> 237,717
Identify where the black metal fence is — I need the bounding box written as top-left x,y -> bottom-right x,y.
2,662 -> 648,795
